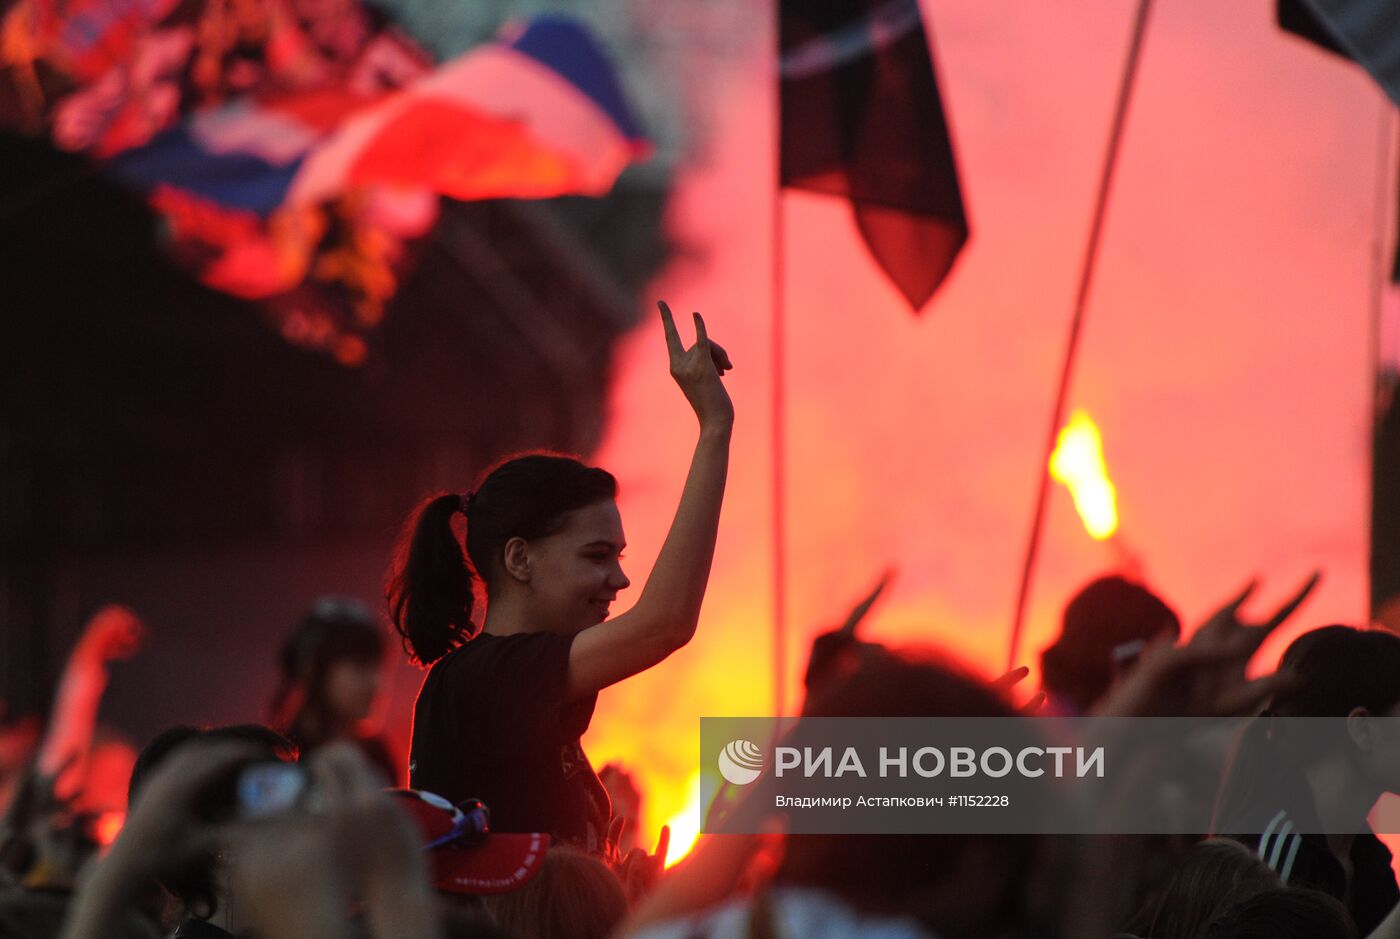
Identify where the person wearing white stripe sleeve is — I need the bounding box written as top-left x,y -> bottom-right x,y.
1212,626 -> 1400,936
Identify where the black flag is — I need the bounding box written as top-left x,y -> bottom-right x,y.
779,0 -> 969,313
1277,0 -> 1400,106
1275,1 -> 1400,281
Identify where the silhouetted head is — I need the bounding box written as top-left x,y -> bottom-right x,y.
482,845 -> 627,939
1213,625 -> 1400,835
1124,839 -> 1281,939
782,647 -> 1036,939
127,724 -> 297,922
272,596 -> 386,738
1040,575 -> 1180,714
1204,888 -> 1354,939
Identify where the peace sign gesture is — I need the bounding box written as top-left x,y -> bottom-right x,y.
658,301 -> 734,431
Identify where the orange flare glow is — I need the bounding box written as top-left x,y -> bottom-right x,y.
661,772 -> 702,868
1049,410 -> 1118,540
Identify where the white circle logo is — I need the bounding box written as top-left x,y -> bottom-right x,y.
717,739 -> 764,785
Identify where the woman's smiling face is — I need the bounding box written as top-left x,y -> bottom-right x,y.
521,499 -> 631,634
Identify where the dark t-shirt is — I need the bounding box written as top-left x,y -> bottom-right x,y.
408,631 -> 611,850
1231,804 -> 1399,935
1275,830 -> 1398,935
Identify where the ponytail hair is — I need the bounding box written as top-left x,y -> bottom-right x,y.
385,454 -> 617,666
386,493 -> 475,666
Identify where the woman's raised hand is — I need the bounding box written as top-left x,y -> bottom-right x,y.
659,301 -> 733,431
567,301 -> 733,696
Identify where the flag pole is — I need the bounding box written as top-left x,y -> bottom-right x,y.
772,2 -> 789,720
1006,0 -> 1155,670
771,115 -> 788,720
1366,101 -> 1398,619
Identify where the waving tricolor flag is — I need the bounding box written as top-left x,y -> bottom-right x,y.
107,15 -> 646,225
291,16 -> 649,206
2,4 -> 647,362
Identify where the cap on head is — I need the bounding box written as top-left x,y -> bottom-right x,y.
389,789 -> 550,894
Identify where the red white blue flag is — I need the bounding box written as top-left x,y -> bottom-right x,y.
0,2 -> 647,363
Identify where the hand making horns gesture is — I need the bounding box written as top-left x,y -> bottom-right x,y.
1096,572 -> 1321,717
658,300 -> 734,430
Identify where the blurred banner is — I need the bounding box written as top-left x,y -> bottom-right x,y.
0,1 -> 645,362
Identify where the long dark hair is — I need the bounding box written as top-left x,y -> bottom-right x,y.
1124,839 -> 1281,939
1213,625 -> 1400,834
269,596 -> 385,746
384,453 -> 617,666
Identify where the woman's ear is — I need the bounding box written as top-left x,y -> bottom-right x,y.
1348,706 -> 1374,753
502,537 -> 532,584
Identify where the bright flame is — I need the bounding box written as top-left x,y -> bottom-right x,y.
1049,410 -> 1119,540
661,771 -> 702,868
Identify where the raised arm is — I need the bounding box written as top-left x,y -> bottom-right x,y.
567,301 -> 733,697
38,605 -> 144,800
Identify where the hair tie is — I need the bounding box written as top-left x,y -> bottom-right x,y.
459,490 -> 475,516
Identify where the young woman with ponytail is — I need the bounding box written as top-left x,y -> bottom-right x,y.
1212,625 -> 1400,934
384,301 -> 733,852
